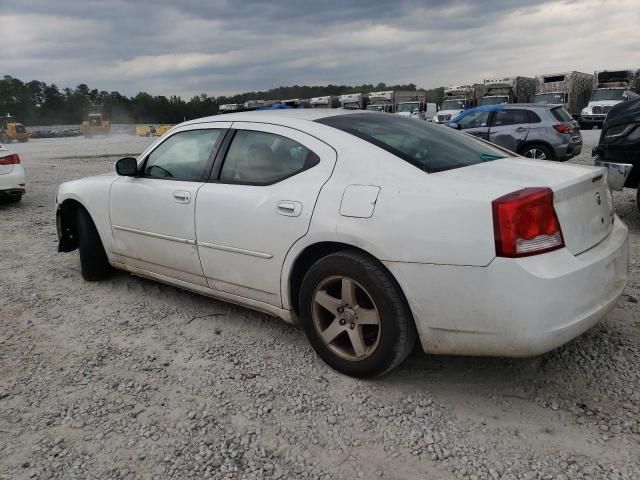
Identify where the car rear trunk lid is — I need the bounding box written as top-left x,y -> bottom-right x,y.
436,158 -> 614,255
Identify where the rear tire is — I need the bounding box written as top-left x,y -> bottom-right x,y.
77,208 -> 112,281
3,195 -> 21,203
299,250 -> 416,378
520,143 -> 554,161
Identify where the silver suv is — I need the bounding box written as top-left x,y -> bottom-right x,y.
446,104 -> 582,161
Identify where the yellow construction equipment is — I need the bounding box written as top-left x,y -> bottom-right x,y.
0,114 -> 30,143
81,113 -> 111,138
135,124 -> 174,137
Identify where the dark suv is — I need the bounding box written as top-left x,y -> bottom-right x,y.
446,104 -> 582,161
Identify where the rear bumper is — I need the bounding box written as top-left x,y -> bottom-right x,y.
385,216 -> 629,357
557,140 -> 582,160
0,165 -> 26,196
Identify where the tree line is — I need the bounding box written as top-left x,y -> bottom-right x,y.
0,75 -> 445,126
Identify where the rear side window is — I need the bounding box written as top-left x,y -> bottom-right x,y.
219,130 -> 319,185
491,109 -> 529,126
550,107 -> 573,122
527,111 -> 542,123
317,113 -> 512,173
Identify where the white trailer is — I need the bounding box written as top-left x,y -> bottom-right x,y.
366,91 -> 395,112
339,93 -> 367,110
309,96 -> 339,108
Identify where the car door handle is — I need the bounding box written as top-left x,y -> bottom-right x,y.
173,191 -> 191,203
515,127 -> 528,132
277,200 -> 302,217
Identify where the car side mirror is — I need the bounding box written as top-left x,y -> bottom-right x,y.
448,122 -> 461,130
116,157 -> 138,176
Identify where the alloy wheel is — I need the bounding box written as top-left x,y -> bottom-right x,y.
312,276 -> 381,361
524,148 -> 547,159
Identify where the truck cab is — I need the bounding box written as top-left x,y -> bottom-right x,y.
435,85 -> 474,124
580,69 -> 640,129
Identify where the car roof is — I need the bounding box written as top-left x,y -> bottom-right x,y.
181,108 -> 367,127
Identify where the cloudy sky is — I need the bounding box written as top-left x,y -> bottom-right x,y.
2,0 -> 639,98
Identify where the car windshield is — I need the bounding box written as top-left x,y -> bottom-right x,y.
479,96 -> 509,106
316,113 -> 512,173
535,93 -> 566,104
442,100 -> 466,110
366,105 -> 384,112
590,89 -> 625,101
397,102 -> 419,112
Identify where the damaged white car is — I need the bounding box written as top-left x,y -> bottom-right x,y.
56,110 -> 628,377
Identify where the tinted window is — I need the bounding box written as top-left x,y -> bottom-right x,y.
144,129 -> 221,180
528,110 -> 542,123
317,113 -> 512,173
220,130 -> 319,184
491,109 -> 529,126
456,110 -> 491,129
550,107 -> 573,123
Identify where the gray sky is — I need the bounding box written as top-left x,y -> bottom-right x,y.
2,0 -> 639,98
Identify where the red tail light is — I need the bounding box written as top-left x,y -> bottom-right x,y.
492,187 -> 564,257
553,124 -> 572,134
0,154 -> 20,165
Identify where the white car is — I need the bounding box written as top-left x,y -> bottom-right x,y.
0,143 -> 26,202
56,110 -> 629,377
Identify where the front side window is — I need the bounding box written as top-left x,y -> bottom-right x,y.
456,110 -> 491,129
219,130 -> 319,184
317,113 -> 511,173
144,129 -> 222,180
491,109 -> 529,126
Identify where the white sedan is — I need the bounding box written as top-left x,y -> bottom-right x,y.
0,143 -> 26,202
56,110 -> 629,377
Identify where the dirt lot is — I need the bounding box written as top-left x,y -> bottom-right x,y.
1,130 -> 639,480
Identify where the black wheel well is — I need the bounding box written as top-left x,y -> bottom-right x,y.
57,199 -> 86,252
517,141 -> 556,160
288,242 -> 410,317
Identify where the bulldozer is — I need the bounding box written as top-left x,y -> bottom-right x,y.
81,105 -> 110,138
0,114 -> 30,143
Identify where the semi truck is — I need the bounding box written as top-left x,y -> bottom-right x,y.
477,76 -> 536,106
339,93 -> 368,110
309,96 -> 339,108
366,91 -> 395,112
534,71 -> 593,118
394,91 -> 429,120
580,69 -> 640,128
435,85 -> 476,124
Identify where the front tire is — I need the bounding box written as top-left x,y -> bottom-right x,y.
77,208 -> 112,281
299,251 -> 416,378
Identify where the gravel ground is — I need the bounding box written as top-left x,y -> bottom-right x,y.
0,130 -> 639,480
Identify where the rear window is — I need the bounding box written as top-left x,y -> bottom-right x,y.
550,107 -> 573,123
316,113 -> 512,173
